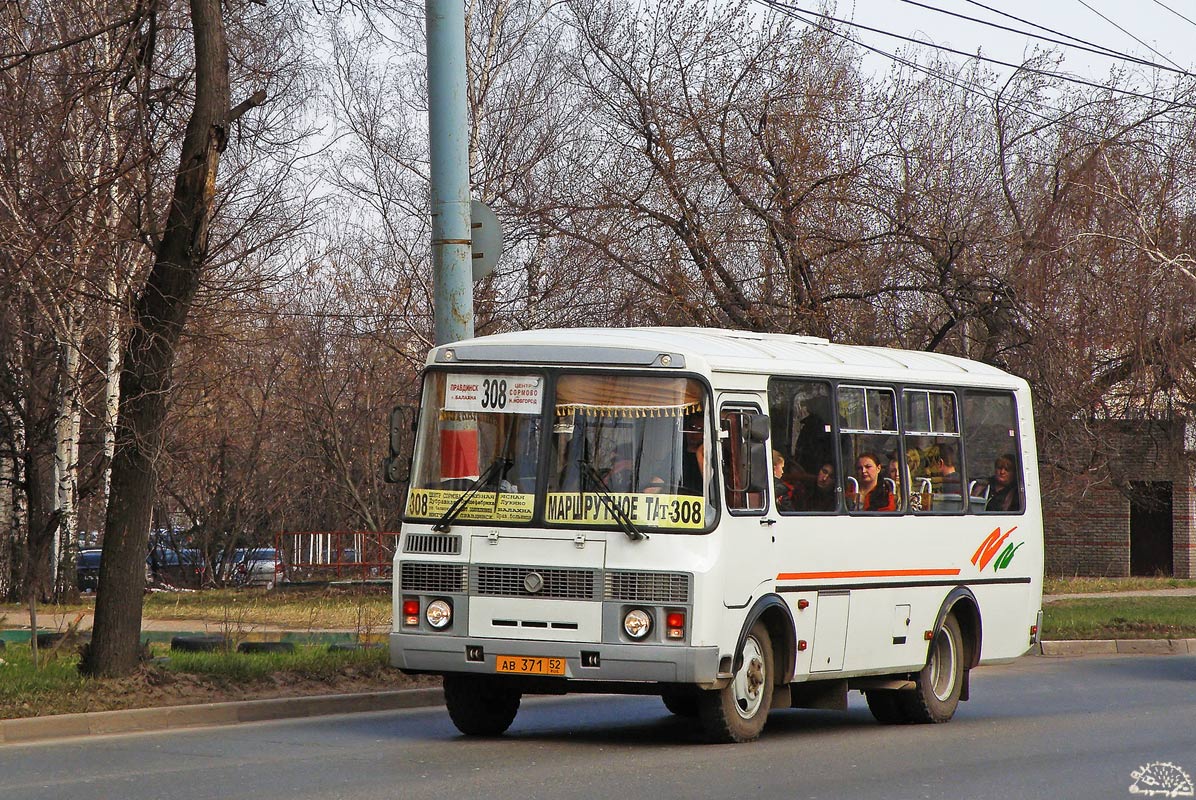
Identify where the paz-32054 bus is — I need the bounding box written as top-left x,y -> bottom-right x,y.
390,328 -> 1043,743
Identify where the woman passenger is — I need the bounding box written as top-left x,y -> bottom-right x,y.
852,452 -> 895,512
985,454 -> 1022,512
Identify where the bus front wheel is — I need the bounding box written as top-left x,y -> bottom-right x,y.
443,675 -> 522,736
698,622 -> 774,743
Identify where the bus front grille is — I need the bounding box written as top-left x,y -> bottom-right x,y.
400,562 -> 467,593
604,571 -> 691,603
474,565 -> 598,600
404,533 -> 462,555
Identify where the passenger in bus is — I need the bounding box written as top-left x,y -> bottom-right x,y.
681,417 -> 710,497
603,446 -> 637,493
905,447 -> 921,473
792,461 -> 837,512
985,454 -> 1022,512
885,452 -> 904,506
850,452 -> 896,512
772,450 -> 796,511
794,397 -> 833,476
929,443 -> 961,495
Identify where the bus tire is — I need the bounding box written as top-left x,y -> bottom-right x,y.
864,689 -> 908,724
901,613 -> 964,724
697,622 -> 774,743
660,687 -> 700,718
443,675 -> 522,736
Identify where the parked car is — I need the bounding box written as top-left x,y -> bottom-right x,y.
148,547 -> 206,588
76,549 -> 103,592
233,547 -> 281,588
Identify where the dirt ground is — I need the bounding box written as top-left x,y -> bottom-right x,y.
110,664 -> 436,712
0,653 -> 441,720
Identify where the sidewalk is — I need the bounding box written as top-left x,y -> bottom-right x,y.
1043,587 -> 1196,603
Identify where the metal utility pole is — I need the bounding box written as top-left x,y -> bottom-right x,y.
426,0 -> 474,345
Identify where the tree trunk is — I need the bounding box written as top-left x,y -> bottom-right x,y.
83,0 -> 233,678
52,312 -> 83,596
0,430 -> 13,600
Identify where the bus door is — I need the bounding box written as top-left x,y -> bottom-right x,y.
717,399 -> 773,607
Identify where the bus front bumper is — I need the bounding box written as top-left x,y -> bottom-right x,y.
390,632 -> 721,685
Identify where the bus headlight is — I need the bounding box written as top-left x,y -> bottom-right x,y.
426,599 -> 453,629
623,609 -> 652,639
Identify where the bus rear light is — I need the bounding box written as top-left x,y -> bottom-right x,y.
797,640 -> 808,651
665,611 -> 685,639
402,597 -> 420,627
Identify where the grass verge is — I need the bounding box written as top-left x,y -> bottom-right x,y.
0,585 -> 393,632
0,641 -> 433,720
1044,576 -> 1196,595
1042,596 -> 1196,640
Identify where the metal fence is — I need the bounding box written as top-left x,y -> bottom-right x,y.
275,531 -> 399,582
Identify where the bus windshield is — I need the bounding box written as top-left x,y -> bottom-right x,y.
546,374 -> 712,531
407,372 -> 545,524
405,371 -> 714,531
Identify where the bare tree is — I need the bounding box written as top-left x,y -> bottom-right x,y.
83,0 -> 271,676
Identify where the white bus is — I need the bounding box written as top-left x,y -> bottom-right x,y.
390,328 -> 1043,742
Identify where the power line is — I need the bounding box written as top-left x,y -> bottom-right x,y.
897,0 -> 1194,78
1149,0 -> 1196,31
962,0 -> 1132,57
760,0 -> 1196,109
1072,0 -> 1184,71
754,0 -> 1196,169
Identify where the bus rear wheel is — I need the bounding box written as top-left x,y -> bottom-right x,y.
443,674 -> 522,736
864,689 -> 907,724
697,622 -> 774,743
902,613 -> 964,724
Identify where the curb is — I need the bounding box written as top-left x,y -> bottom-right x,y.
0,687 -> 444,746
1038,638 -> 1196,656
3,638 -> 1191,745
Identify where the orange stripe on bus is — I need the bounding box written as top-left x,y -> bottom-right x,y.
776,568 -> 961,581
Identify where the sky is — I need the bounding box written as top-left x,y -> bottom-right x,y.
786,0 -> 1196,86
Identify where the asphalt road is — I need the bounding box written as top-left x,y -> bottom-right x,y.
2,654 -> 1194,800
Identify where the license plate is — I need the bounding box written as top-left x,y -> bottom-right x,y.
495,655 -> 566,676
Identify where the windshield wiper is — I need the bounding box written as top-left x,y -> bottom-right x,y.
578,459 -> 648,541
431,457 -> 511,532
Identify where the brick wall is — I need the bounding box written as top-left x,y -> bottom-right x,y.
1043,419 -> 1194,578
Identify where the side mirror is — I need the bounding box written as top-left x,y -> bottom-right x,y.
724,410 -> 771,494
382,405 -> 415,484
744,413 -> 770,444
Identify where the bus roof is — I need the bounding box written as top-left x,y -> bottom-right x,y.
429,327 -> 1024,387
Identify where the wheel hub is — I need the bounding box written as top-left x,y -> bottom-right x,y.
733,635 -> 767,719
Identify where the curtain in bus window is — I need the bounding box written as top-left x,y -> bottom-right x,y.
554,375 -> 702,416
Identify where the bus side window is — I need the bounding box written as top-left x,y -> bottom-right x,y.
838,385 -> 901,514
964,391 -> 1024,514
904,390 -> 962,514
767,378 -> 835,514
